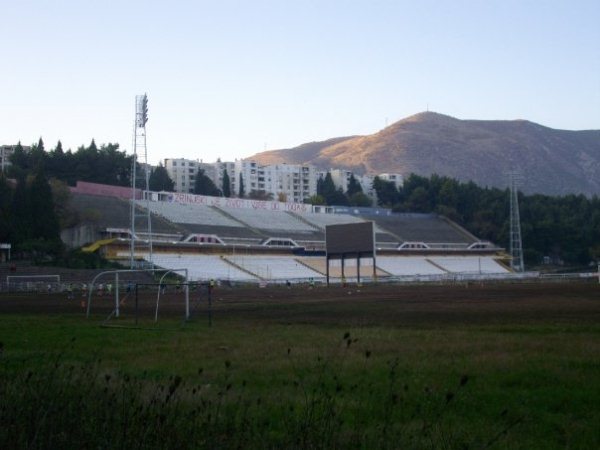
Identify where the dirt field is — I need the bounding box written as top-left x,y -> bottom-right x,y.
2,281 -> 599,327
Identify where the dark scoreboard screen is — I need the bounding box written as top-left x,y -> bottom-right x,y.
325,222 -> 374,256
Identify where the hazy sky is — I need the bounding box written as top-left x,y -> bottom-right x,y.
2,0 -> 599,165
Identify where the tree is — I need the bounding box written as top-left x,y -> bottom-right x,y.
8,142 -> 29,177
305,194 -> 326,205
222,169 -> 231,197
407,186 -> 431,212
248,190 -> 274,201
319,172 -> 349,205
10,174 -> 30,245
348,191 -> 372,207
372,176 -> 399,207
346,174 -> 363,196
0,175 -> 13,242
49,178 -> 78,228
30,138 -> 46,170
320,173 -> 337,201
194,169 -> 221,196
28,168 -> 61,244
238,173 -> 245,198
149,164 -> 175,192
277,192 -> 287,203
329,188 -> 349,206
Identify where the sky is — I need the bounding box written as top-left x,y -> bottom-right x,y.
2,0 -> 599,165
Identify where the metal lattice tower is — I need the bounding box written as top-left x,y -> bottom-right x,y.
508,171 -> 524,272
129,94 -> 153,269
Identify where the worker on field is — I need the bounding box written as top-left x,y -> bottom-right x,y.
81,283 -> 87,298
67,283 -> 74,300
106,283 -> 113,296
209,278 -> 215,294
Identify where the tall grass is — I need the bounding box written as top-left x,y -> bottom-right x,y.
0,335 -> 522,449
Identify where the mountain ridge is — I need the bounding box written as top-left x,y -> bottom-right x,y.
246,112 -> 600,196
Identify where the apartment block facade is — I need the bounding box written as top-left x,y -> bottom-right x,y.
164,158 -> 401,204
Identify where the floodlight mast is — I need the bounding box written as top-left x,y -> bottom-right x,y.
130,94 -> 153,270
508,170 -> 524,272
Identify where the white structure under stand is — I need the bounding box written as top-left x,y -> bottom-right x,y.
130,93 -> 153,269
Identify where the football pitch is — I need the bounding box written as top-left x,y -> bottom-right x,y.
1,282 -> 599,449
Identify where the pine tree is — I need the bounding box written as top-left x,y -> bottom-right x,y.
149,164 -> 175,191
28,168 -> 61,242
320,172 -> 349,205
10,174 -> 31,245
238,173 -> 245,198
0,175 -> 13,242
194,169 -> 221,196
222,169 -> 231,197
30,137 -> 46,170
346,174 -> 363,196
8,142 -> 29,177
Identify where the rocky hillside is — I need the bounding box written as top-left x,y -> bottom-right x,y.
248,112 -> 600,196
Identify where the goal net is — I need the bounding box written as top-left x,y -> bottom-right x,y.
100,282 -> 205,327
6,275 -> 61,293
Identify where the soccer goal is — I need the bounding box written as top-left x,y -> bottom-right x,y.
6,275 -> 61,293
85,268 -> 191,328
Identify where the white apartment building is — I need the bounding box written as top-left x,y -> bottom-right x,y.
234,161 -> 317,202
379,173 -> 404,189
327,169 -> 377,198
0,144 -> 31,173
164,157 -> 400,204
163,158 -> 202,193
165,158 -> 237,194
263,164 -> 317,203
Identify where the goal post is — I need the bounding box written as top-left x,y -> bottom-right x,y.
6,275 -> 61,292
85,268 -> 189,322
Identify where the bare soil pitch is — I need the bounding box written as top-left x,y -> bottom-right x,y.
1,281 -> 599,327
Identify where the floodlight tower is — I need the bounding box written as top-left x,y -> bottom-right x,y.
129,94 -> 153,269
508,171 -> 524,272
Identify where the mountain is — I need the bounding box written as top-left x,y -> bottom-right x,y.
248,112 -> 600,196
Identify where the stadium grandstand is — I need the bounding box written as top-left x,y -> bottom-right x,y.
56,181 -> 511,284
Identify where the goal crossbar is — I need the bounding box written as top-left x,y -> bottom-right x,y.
6,275 -> 60,292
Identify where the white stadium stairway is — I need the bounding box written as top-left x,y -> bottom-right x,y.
375,256 -> 446,276
427,256 -> 509,274
225,255 -> 323,280
216,207 -> 317,233
138,201 -> 242,227
150,254 -> 258,281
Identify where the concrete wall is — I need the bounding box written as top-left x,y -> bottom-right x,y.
61,224 -> 100,249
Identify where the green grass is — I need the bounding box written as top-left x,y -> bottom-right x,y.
1,296 -> 600,449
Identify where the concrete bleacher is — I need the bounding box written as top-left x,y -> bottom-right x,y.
300,212 -> 367,229
428,256 -> 509,274
225,255 -> 322,280
71,194 -> 179,234
375,256 -> 446,276
140,201 -> 242,228
149,253 -> 258,281
370,214 -> 475,244
215,206 -> 318,234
